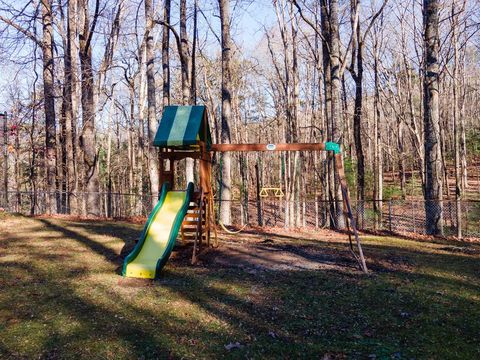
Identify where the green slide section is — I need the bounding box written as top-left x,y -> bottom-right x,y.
122,182 -> 194,279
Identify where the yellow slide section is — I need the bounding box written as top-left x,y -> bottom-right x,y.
123,183 -> 193,279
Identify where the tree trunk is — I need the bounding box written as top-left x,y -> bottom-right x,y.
423,0 -> 443,235
67,0 -> 80,214
179,0 -> 194,184
79,0 -> 100,216
451,3 -> 462,238
328,0 -> 345,228
41,0 -> 57,214
191,0 -> 198,104
179,0 -> 191,105
162,0 -> 171,108
1,112 -> 7,208
219,0 -> 232,225
59,79 -> 68,213
373,34 -> 383,228
145,0 -> 160,205
320,0 -> 333,227
352,34 -> 365,202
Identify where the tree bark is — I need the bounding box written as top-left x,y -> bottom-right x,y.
219,0 -> 232,225
327,0 -> 344,228
66,0 -> 80,214
79,0 -> 100,216
145,0 -> 160,205
451,2 -> 462,238
41,0 -> 57,214
162,0 -> 171,108
191,0 -> 198,104
180,0 -> 194,184
373,30 -> 383,227
318,1 -> 332,226
350,18 -> 365,202
423,0 -> 443,235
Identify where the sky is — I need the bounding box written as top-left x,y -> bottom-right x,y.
232,1 -> 275,52
0,0 -> 277,106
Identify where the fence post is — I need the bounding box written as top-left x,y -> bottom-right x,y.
273,199 -> 277,226
302,200 -> 306,228
389,199 -> 392,232
413,201 -> 416,234
465,202 -> 468,236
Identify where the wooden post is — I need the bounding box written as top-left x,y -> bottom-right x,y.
159,150 -> 175,192
302,200 -> 306,228
335,152 -> 368,274
159,151 -> 166,189
389,199 -> 392,232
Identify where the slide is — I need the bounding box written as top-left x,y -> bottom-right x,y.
122,182 -> 194,279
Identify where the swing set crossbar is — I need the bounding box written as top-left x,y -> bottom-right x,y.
210,141 -> 368,274
211,143 -> 325,152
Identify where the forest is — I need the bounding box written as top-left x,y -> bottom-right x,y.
0,0 -> 479,237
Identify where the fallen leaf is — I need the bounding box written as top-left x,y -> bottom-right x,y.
224,342 -> 244,351
268,331 -> 277,338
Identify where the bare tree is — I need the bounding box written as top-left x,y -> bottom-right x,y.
162,0 -> 171,107
41,0 -> 57,214
78,0 -> 100,216
180,0 -> 195,184
145,0 -> 160,205
423,0 -> 443,235
348,0 -> 388,202
218,0 -> 232,225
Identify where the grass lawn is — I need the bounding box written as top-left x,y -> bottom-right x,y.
0,213 -> 479,359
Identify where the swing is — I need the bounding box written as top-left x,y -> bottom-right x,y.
219,221 -> 247,234
259,187 -> 284,198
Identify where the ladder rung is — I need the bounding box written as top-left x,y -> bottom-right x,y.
181,234 -> 207,240
182,221 -> 205,226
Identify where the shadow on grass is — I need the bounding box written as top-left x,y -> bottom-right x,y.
0,261 -> 179,358
35,216 -> 480,280
1,216 -> 479,358
36,219 -> 130,266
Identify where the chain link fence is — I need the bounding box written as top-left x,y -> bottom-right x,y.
219,198 -> 480,238
0,191 -> 479,239
0,191 -> 155,218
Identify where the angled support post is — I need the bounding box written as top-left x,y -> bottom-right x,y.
334,151 -> 368,274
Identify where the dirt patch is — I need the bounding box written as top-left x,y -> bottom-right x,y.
439,246 -> 480,255
117,277 -> 155,288
171,228 -> 359,272
203,242 -> 354,271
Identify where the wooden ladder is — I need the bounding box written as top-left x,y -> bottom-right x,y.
180,202 -> 206,242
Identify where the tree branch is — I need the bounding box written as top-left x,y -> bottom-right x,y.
361,0 -> 389,45
290,0 -> 330,54
85,0 -> 101,52
155,19 -> 188,69
0,14 -> 41,47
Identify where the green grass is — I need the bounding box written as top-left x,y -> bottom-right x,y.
0,213 -> 479,359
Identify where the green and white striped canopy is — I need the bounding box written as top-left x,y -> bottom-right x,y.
153,105 -> 212,150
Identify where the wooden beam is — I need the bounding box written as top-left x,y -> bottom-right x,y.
210,143 -> 327,152
159,151 -> 201,160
